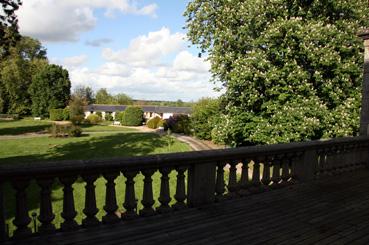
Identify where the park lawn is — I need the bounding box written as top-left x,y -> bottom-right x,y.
0,131 -> 191,235
0,118 -> 51,135
81,124 -> 137,132
0,118 -> 137,136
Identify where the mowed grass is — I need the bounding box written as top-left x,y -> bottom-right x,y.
0,118 -> 136,136
0,127 -> 192,235
0,118 -> 51,135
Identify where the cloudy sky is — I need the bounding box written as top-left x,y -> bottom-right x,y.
16,0 -> 220,101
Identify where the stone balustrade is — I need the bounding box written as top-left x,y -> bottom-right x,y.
0,136 -> 368,241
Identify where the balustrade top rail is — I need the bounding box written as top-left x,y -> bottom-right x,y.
0,136 -> 368,178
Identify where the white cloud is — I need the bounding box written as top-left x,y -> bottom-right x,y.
63,55 -> 89,68
85,38 -> 113,47
102,27 -> 185,67
68,50 -> 217,101
17,0 -> 158,42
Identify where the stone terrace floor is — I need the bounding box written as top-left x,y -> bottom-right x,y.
8,170 -> 369,245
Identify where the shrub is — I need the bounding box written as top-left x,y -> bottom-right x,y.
87,114 -> 102,125
68,125 -> 82,137
120,106 -> 143,126
49,123 -> 82,137
96,112 -> 102,117
105,112 -> 113,121
158,119 -> 166,129
49,109 -> 64,121
167,114 -> 191,134
115,111 -> 124,122
69,96 -> 85,119
62,108 -> 70,121
191,98 -> 220,140
49,123 -> 69,137
70,115 -> 85,125
146,116 -> 161,129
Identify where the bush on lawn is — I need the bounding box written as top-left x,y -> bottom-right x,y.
49,109 -> 64,121
146,116 -> 161,129
62,108 -> 70,121
96,112 -> 102,117
70,115 -> 85,125
120,106 -> 143,126
105,112 -> 113,121
158,119 -> 167,129
49,123 -> 82,137
87,114 -> 102,125
68,125 -> 82,137
166,114 -> 191,134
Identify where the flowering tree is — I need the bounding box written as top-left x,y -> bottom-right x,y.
185,0 -> 369,146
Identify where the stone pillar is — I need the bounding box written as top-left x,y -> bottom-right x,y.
359,29 -> 369,135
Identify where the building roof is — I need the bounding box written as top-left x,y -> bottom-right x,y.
84,104 -> 192,114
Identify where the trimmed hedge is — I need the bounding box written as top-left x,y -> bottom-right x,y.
49,109 -> 64,121
120,106 -> 143,126
87,114 -> 102,125
146,116 -> 161,129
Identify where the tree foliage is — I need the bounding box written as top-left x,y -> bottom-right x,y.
0,0 -> 22,59
73,85 -> 95,105
191,97 -> 220,140
29,64 -> 71,117
119,106 -> 143,126
185,0 -> 369,146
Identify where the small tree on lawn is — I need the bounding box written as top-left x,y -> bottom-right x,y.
120,106 -> 143,126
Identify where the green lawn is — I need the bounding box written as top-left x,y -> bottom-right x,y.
0,118 -> 51,135
0,130 -> 192,236
0,118 -> 138,136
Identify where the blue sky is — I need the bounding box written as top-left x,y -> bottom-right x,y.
17,0 -> 218,101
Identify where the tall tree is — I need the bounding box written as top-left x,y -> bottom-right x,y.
0,36 -> 47,114
95,88 -> 113,104
114,93 -> 132,105
73,85 -> 95,105
0,0 -> 22,59
29,64 -> 71,117
185,0 -> 369,146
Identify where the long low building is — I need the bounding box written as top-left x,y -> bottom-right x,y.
84,104 -> 192,120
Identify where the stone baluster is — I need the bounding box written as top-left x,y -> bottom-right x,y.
140,169 -> 155,216
102,172 -> 120,224
239,159 -> 250,196
326,147 -> 334,175
122,171 -> 138,220
331,146 -> 339,174
271,156 -> 281,188
227,160 -> 238,197
289,153 -> 300,183
215,162 -> 226,201
173,167 -> 186,210
261,157 -> 271,189
0,182 -> 5,241
250,159 -> 261,193
316,149 -> 326,176
335,145 -> 344,174
82,174 -> 99,227
37,178 -> 55,233
60,176 -> 78,231
157,168 -> 172,214
12,178 -> 32,238
281,155 -> 290,185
